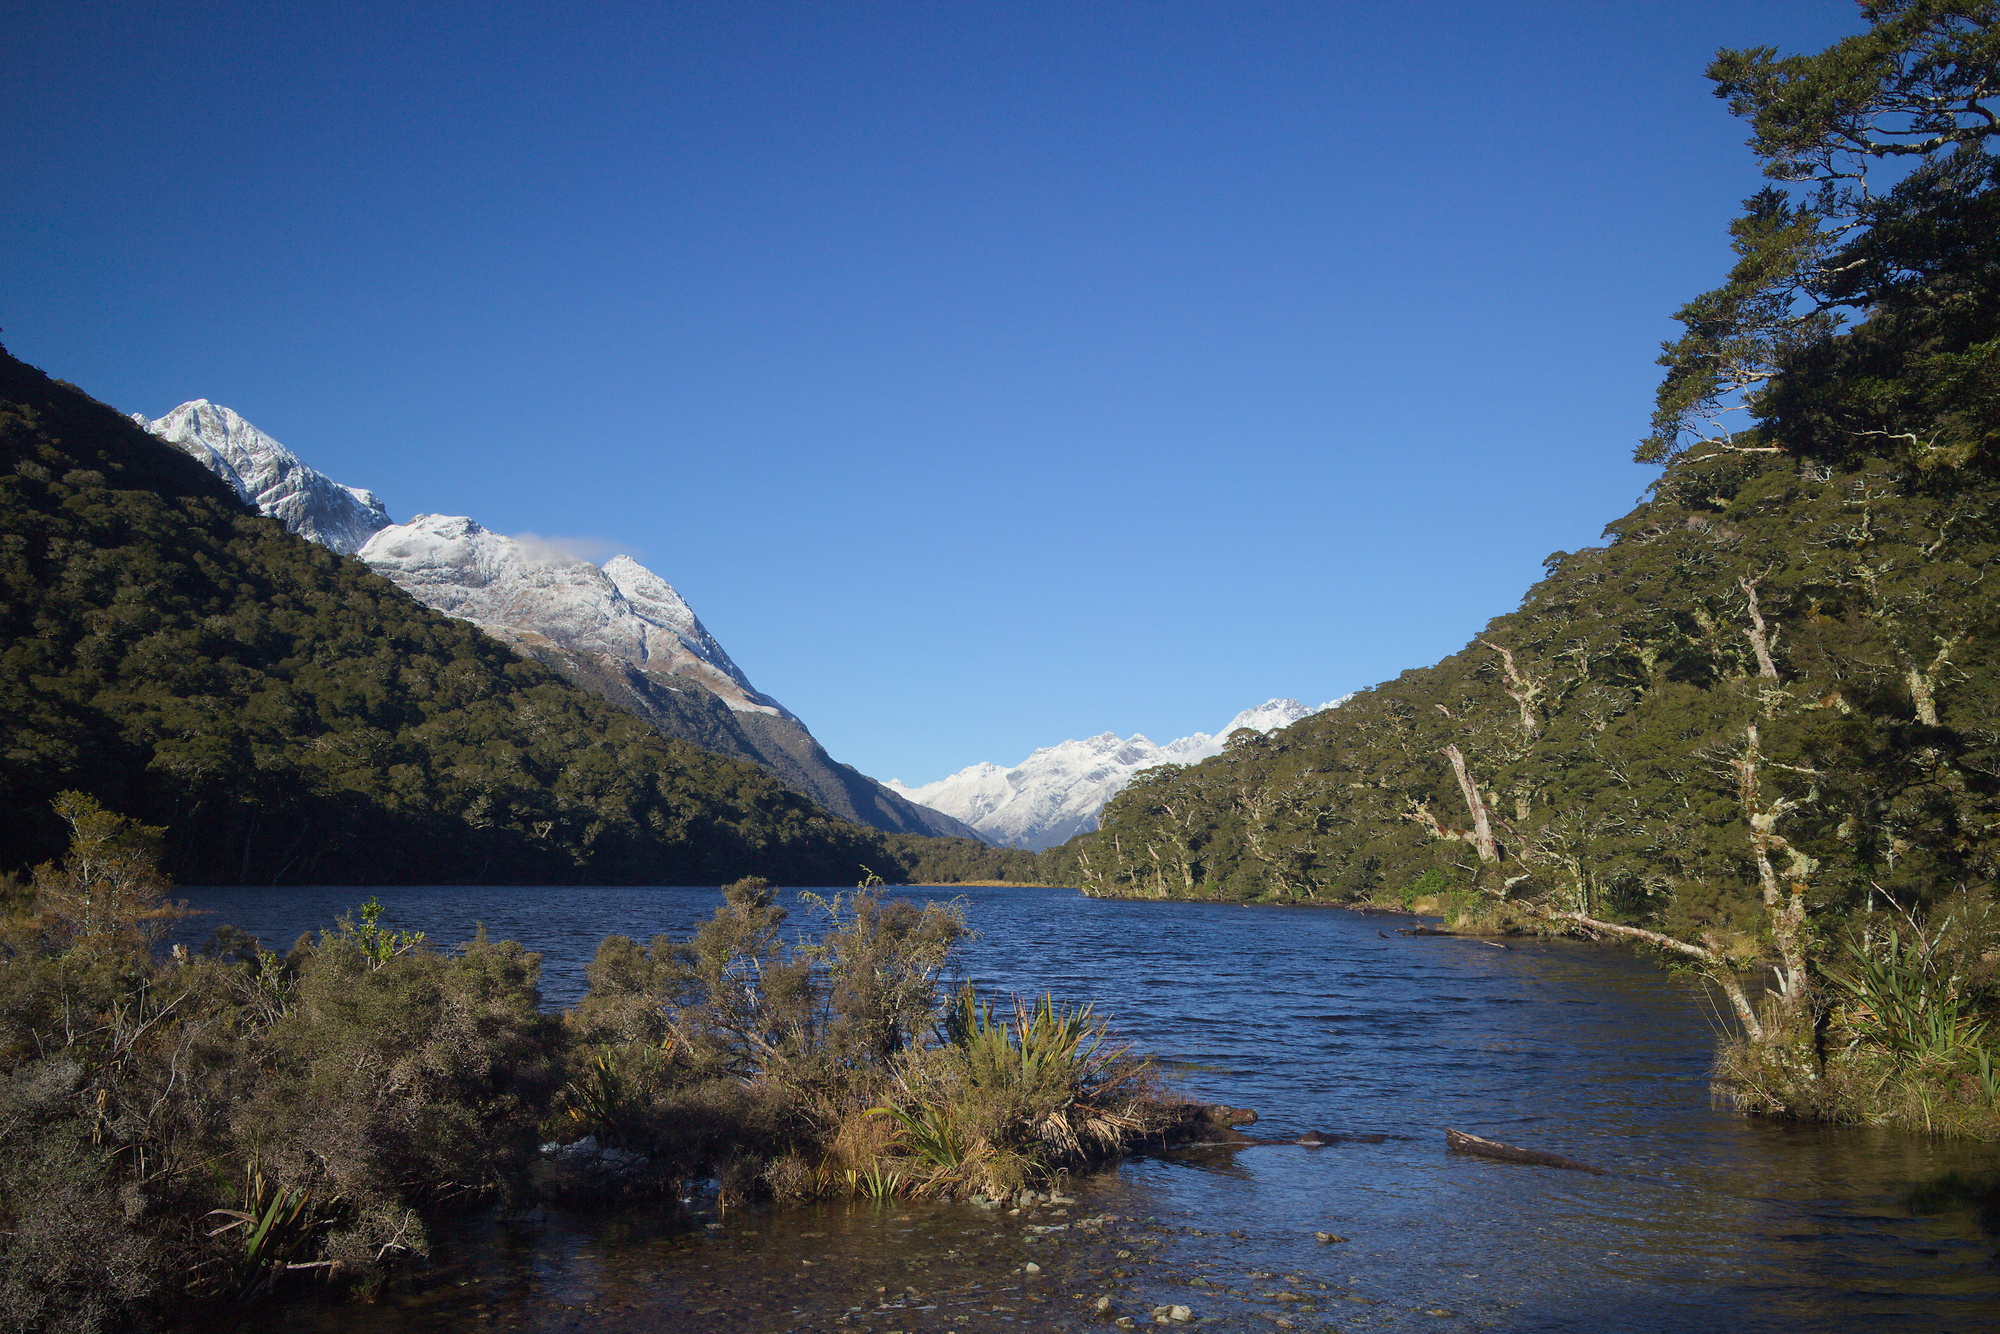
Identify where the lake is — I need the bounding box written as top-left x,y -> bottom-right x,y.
177,883 -> 2000,1333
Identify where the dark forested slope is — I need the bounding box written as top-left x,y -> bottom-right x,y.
0,345 -> 908,885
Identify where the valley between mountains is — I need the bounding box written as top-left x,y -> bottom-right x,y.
134,400 -> 978,842
9,7 -> 2000,1334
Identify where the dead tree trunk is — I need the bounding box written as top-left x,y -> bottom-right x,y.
1738,576 -> 1781,679
1905,634 -> 1960,727
1443,744 -> 1499,864
1522,904 -> 1767,1042
1477,638 -> 1544,737
1444,1128 -> 1606,1174
1075,849 -> 1102,896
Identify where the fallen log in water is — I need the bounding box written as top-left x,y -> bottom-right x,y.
1399,927 -> 1508,947
1444,1128 -> 1607,1174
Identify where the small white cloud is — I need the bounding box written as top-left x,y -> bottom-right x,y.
510,532 -> 640,565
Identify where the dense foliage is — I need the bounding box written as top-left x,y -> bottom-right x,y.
0,808 -> 1160,1333
1045,1 -> 2000,1131
1053,444 -> 2000,921
888,834 -> 1046,886
0,345 -> 921,886
0,797 -> 561,1332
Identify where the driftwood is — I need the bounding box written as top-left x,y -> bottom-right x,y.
1173,1127 -> 1387,1149
1444,1128 -> 1606,1175
1150,1103 -> 1260,1147
1398,927 -> 1509,948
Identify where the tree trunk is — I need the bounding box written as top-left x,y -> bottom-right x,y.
1443,744 -> 1499,864
1906,634 -> 1959,726
1445,1128 -> 1606,1174
1731,726 -> 1813,1019
1907,667 -> 1940,726
1738,576 -> 1781,679
1478,638 -> 1544,736
1536,906 -> 1767,1042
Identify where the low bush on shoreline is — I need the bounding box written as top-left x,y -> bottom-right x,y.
1714,895 -> 2000,1139
553,875 -> 1166,1203
0,800 -> 1168,1333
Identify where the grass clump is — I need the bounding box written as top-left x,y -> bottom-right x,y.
874,988 -> 1155,1196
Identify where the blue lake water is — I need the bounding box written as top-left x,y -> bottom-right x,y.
180,883 -> 2000,1333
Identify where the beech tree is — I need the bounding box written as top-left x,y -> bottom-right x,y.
1644,0 -> 1999,466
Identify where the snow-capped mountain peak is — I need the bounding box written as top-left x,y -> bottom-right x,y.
130,400 -> 981,838
135,401 -> 788,717
601,554 -> 763,695
357,514 -> 788,717
888,697 -> 1345,850
133,400 -> 391,555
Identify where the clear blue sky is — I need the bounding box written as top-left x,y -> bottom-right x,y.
2,0 -> 1862,784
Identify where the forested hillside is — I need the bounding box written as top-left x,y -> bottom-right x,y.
1045,4 -> 2000,1047
0,346 -> 919,885
1052,441 -> 2000,923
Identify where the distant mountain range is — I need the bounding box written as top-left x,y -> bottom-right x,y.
888,697 -> 1345,850
134,401 -> 977,841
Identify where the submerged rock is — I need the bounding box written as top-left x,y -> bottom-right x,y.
539,1135 -> 651,1179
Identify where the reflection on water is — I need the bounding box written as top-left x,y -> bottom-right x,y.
182,885 -> 2000,1332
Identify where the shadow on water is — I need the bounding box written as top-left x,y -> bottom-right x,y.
183,884 -> 2000,1333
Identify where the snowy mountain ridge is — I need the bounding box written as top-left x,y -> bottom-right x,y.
133,401 -> 977,839
888,697 -> 1346,851
357,516 -> 789,717
134,403 -> 781,717
134,401 -> 391,555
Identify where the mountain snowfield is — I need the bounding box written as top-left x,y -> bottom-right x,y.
131,400 -> 975,841
888,697 -> 1346,850
133,400 -> 780,717
357,517 -> 790,718
137,401 -> 391,554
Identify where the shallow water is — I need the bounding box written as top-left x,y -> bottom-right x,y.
180,884 -> 2000,1332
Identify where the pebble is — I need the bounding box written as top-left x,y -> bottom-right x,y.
1313,1231 -> 1347,1244
1023,1263 -> 1042,1274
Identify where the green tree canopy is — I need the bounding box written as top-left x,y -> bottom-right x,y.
1646,0 -> 1999,467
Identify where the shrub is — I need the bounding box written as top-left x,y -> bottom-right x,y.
0,800 -> 561,1332
560,881 -> 1164,1202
